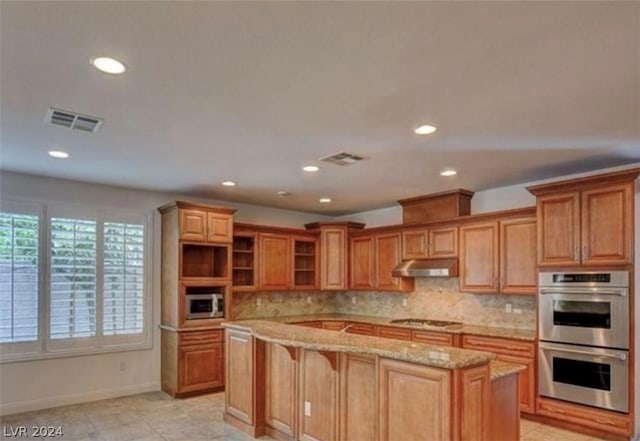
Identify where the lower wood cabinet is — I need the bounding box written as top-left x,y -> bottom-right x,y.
345,323 -> 376,336
462,335 -> 536,414
376,325 -> 412,341
412,330 -> 459,347
339,354 -> 376,441
265,343 -> 298,438
162,328 -> 225,397
299,350 -> 339,441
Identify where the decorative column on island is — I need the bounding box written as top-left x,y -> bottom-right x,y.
222,320 -> 522,441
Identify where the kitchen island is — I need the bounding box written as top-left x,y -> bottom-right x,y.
222,320 -> 522,441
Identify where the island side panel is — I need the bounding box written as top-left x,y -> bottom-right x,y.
224,328 -> 266,437
338,354 -> 377,441
265,343 -> 299,440
299,349 -> 339,441
378,358 -> 451,441
453,363 -> 490,441
489,374 -> 520,441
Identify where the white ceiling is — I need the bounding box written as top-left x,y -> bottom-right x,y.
1,1 -> 639,215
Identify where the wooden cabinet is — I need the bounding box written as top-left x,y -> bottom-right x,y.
299,350 -> 338,441
339,354 -> 377,441
412,330 -> 458,347
537,397 -> 632,437
179,340 -> 224,393
322,321 -> 346,331
462,335 -> 535,414
258,233 -> 291,290
232,232 -> 257,291
265,343 -> 298,438
499,218 -> 537,295
402,226 -> 457,259
178,207 -> 234,244
349,235 -> 375,290
345,323 -> 376,336
377,325 -> 412,341
350,232 -> 413,292
527,169 -> 639,267
305,222 -> 364,291
292,236 -> 319,290
460,217 -> 536,295
225,328 -> 257,427
460,222 -> 499,293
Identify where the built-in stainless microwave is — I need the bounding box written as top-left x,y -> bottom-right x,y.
186,293 -> 224,319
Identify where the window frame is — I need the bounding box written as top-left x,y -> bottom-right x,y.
0,198 -> 153,363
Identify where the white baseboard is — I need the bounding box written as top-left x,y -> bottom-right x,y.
0,382 -> 160,416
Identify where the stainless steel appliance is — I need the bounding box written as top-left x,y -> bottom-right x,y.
539,342 -> 629,413
186,293 -> 224,319
539,271 -> 629,349
538,271 -> 630,413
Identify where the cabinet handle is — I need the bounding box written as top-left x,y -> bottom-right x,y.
548,407 -> 565,414
595,418 -> 615,426
582,245 -> 588,261
574,246 -> 579,261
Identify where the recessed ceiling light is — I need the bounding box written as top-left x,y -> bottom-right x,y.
319,197 -> 332,203
414,124 -> 437,135
277,191 -> 290,197
440,169 -> 457,177
222,181 -> 236,187
91,57 -> 126,74
302,165 -> 319,172
48,150 -> 69,159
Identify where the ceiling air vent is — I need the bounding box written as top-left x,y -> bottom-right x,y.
320,152 -> 366,166
45,107 -> 103,133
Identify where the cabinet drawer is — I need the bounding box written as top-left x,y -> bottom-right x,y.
322,321 -> 346,331
537,398 -> 632,436
377,326 -> 412,341
412,330 -> 454,346
179,329 -> 223,346
345,323 -> 376,336
294,321 -> 323,329
462,335 -> 534,357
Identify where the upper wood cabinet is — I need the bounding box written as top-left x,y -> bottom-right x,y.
460,222 -> 499,293
528,169 -> 639,268
350,232 -> 413,292
499,218 -> 537,295
402,226 -> 458,260
305,222 -> 365,291
460,218 -> 536,295
291,236 -> 319,290
258,233 -> 291,290
176,206 -> 234,244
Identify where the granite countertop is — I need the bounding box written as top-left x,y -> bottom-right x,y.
490,360 -> 526,380
259,313 -> 536,342
223,320 -> 495,370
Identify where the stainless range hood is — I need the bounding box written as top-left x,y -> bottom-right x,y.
392,258 -> 458,278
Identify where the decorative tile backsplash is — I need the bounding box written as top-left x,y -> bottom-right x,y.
232,278 -> 536,330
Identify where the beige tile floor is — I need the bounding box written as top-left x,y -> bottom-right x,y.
1,391 -> 606,441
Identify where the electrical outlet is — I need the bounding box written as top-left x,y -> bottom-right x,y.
402,298 -> 408,307
505,303 -> 512,314
351,296 -> 356,305
304,401 -> 311,416
307,296 -> 312,304
119,361 -> 126,372
256,298 -> 262,306
513,308 -> 522,315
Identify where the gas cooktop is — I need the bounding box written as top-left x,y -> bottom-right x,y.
389,318 -> 463,328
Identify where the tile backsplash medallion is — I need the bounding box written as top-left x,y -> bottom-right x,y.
335,278 -> 536,330
232,278 -> 536,329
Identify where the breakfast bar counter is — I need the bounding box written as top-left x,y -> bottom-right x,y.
222,320 -> 520,441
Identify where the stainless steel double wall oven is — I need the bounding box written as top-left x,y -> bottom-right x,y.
538,271 -> 630,413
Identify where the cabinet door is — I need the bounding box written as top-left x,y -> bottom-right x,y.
265,343 -> 298,438
207,212 -> 233,243
375,233 -> 407,291
536,192 -> 580,266
299,350 -> 338,441
459,222 -> 499,293
259,233 -> 291,290
320,227 -> 348,290
292,237 -> 319,290
180,209 -> 206,242
179,342 -> 224,393
581,183 -> 633,265
349,236 -> 375,290
428,226 -> 458,258
401,230 -> 428,259
499,218 -> 537,295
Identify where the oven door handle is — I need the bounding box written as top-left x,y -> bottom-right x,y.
541,345 -> 627,361
540,289 -> 626,297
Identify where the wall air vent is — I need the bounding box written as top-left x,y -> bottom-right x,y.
45,107 -> 103,133
319,152 -> 366,166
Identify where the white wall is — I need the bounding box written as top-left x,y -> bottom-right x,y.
0,171 -> 329,415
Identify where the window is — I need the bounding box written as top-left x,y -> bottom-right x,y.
0,200 -> 150,362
